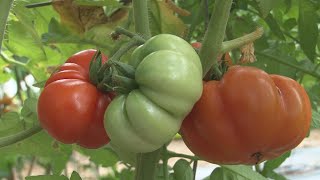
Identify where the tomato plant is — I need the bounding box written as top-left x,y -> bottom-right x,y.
0,0 -> 319,180
38,50 -> 111,149
181,66 -> 312,164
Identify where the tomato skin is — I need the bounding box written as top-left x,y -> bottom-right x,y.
105,34 -> 203,153
66,49 -> 108,70
180,66 -> 311,165
38,50 -> 111,148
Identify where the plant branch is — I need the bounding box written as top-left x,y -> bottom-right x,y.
0,52 -> 28,69
167,151 -> 200,161
221,27 -> 264,53
199,0 -> 233,78
0,125 -> 42,148
255,51 -> 320,79
0,0 -> 14,50
135,149 -> 161,180
132,0 -> 151,39
192,160 -> 198,180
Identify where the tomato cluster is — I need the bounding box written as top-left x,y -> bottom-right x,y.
37,35 -> 311,165
38,50 -> 111,149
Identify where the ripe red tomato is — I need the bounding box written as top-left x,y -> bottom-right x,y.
180,66 -> 311,164
38,50 -> 111,148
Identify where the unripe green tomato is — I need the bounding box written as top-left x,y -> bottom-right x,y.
104,34 -> 203,153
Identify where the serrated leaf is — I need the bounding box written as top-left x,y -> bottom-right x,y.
298,0 -> 319,62
82,147 -> 118,167
173,159 -> 193,180
256,0 -> 279,17
262,151 -> 291,173
311,110 -> 320,128
70,171 -> 82,180
26,175 -> 68,180
264,13 -> 286,40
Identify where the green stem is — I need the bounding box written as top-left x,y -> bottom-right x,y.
162,146 -> 169,180
0,125 -> 42,148
135,149 -> 161,180
0,52 -> 28,69
25,1 -> 52,8
167,151 -> 200,161
0,0 -> 14,50
192,160 -> 198,180
132,0 -> 151,39
221,27 -> 264,53
199,0 -> 233,78
255,51 -> 320,79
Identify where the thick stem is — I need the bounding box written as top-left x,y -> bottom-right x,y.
162,146 -> 169,180
132,0 -> 151,39
0,125 -> 42,148
0,0 -> 14,50
199,0 -> 233,77
221,27 -> 264,54
135,149 -> 161,180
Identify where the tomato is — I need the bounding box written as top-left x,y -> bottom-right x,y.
66,49 -> 107,71
104,34 -> 203,153
38,50 -> 111,149
180,66 -> 311,165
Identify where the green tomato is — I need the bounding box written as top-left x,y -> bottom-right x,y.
104,34 -> 203,153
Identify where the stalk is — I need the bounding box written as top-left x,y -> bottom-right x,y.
199,0 -> 233,77
0,0 -> 14,50
132,0 -> 151,39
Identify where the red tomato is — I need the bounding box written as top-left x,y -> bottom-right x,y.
38,50 -> 111,148
181,66 -> 311,164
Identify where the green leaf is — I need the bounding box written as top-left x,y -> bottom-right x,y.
21,98 -> 38,123
211,165 -> 267,180
311,110 -> 320,128
0,112 -> 24,137
255,0 -> 279,17
264,13 -> 286,40
42,18 -> 112,50
283,18 -> 297,31
298,0 -> 319,62
26,175 -> 68,180
81,147 -> 118,167
173,159 -> 193,180
70,171 -> 82,180
74,0 -> 121,7
262,151 -> 291,174
149,0 -> 187,36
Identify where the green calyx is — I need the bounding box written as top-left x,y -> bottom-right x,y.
89,50 -> 138,94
